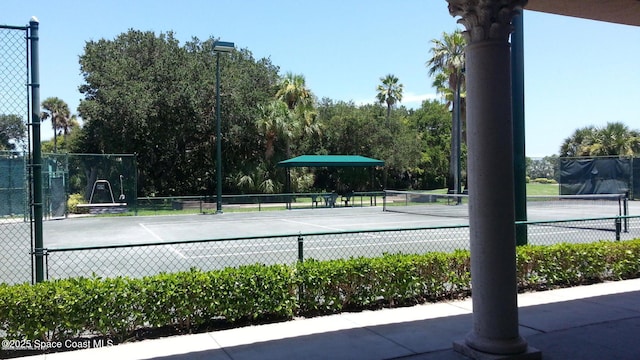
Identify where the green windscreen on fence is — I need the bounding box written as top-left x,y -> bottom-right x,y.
634,159 -> 640,201
560,157 -> 635,199
0,153 -> 27,216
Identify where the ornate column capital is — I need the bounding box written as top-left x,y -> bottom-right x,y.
447,0 -> 527,43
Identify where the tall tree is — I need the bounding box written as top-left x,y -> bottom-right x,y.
41,97 -> 71,153
426,29 -> 466,191
77,30 -> 279,196
276,72 -> 311,111
592,122 -> 640,156
256,99 -> 292,160
407,100 -> 453,189
560,123 -> 640,157
273,72 -> 318,158
61,114 -> 80,143
559,126 -> 597,157
376,74 -> 403,121
426,30 -> 466,105
0,114 -> 26,151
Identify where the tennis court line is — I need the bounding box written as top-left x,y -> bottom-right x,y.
280,218 -> 345,231
138,223 -> 186,259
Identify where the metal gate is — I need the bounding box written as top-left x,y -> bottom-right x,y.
0,19 -> 42,284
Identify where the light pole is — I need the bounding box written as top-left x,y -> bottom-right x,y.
213,40 -> 234,214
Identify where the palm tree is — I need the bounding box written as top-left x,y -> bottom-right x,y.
426,30 -> 466,192
560,126 -> 597,157
593,122 -> 640,156
426,30 -> 466,101
41,97 -> 71,153
560,123 -> 640,157
274,72 -> 319,158
376,74 -> 403,121
256,100 -> 293,160
61,114 -> 80,143
276,72 -> 312,111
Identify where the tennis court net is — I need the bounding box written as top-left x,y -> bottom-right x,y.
383,190 -> 629,221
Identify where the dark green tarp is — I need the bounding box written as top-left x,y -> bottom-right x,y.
634,158 -> 640,200
560,157 -> 633,197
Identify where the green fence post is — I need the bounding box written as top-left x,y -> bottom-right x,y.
29,17 -> 44,282
623,197 -> 629,233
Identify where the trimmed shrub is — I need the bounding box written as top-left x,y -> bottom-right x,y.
1,239 -> 639,346
531,177 -> 557,184
67,193 -> 88,214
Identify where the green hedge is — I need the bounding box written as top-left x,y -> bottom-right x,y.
1,240 -> 639,345
297,250 -> 471,314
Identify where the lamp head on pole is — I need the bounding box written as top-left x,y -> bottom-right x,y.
213,41 -> 235,53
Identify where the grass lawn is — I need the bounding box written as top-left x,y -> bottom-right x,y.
526,182 -> 560,196
425,182 -> 559,196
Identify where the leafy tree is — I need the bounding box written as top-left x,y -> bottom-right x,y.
559,126 -> 597,157
590,122 -> 640,156
426,29 -> 466,191
0,114 -> 26,151
272,72 -> 319,159
527,155 -> 559,181
76,30 -> 279,196
41,97 -> 71,153
276,72 -> 312,111
376,74 -> 403,121
560,123 -> 640,157
426,30 -> 466,104
406,100 -> 453,189
72,29 -> 453,196
316,100 -> 422,191
256,99 -> 292,161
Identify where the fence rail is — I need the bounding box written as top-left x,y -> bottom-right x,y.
135,191 -> 386,214
38,215 -> 640,281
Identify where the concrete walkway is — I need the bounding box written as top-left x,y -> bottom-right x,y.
15,278 -> 640,360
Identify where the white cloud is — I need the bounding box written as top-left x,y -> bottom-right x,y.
402,92 -> 440,108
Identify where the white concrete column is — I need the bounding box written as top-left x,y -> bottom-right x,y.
446,1 -> 540,358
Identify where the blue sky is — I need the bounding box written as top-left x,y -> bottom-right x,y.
2,0 -> 639,157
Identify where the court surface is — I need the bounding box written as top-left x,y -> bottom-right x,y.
44,207 -> 468,248
30,202 -> 640,281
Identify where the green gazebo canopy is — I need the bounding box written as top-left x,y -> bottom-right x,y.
277,155 -> 385,168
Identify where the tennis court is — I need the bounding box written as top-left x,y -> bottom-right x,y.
39,207 -> 470,280
3,198 -> 636,282
0,197 -> 640,283
44,206 -> 465,248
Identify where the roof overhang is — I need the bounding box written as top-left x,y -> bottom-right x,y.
277,155 -> 385,168
526,0 -> 640,27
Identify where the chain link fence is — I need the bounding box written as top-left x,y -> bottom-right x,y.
43,153 -> 137,218
41,216 -> 640,281
0,24 -> 33,285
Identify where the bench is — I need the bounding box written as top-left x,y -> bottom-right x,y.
322,193 -> 338,208
310,195 -> 322,208
341,192 -> 354,207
